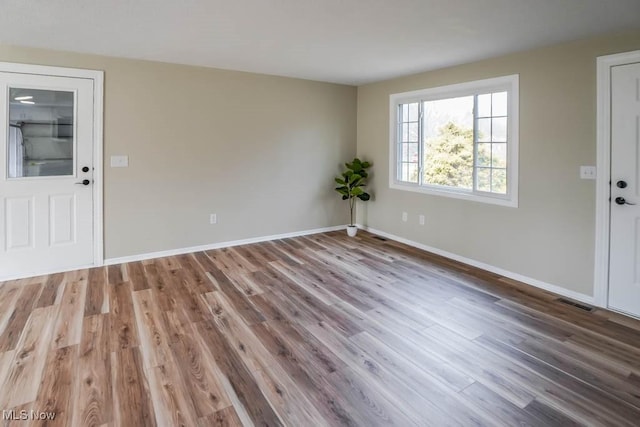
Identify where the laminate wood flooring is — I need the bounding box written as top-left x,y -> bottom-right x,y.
1,231 -> 640,426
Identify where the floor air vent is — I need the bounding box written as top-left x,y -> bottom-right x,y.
557,298 -> 594,312
373,236 -> 388,241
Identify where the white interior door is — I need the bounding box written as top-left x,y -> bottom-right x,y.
0,72 -> 95,279
609,61 -> 640,318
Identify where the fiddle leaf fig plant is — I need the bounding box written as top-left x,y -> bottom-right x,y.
335,158 -> 372,226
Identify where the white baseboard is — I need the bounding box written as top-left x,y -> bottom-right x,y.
104,224 -> 347,266
360,225 -> 595,306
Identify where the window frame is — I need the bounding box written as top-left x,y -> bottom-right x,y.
388,74 -> 519,207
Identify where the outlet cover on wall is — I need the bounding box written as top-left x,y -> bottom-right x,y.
402,212 -> 408,222
110,155 -> 129,168
209,213 -> 217,224
580,166 -> 596,179
419,214 -> 425,225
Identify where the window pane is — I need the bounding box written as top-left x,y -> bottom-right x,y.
476,143 -> 492,166
401,143 -> 419,162
401,163 -> 409,181
476,167 -> 491,192
408,143 -> 418,163
477,93 -> 491,117
492,143 -> 507,168
402,123 -> 409,142
408,102 -> 419,122
408,122 -> 419,142
402,104 -> 409,121
476,118 -> 491,142
492,169 -> 507,194
407,163 -> 419,183
423,96 -> 474,189
8,88 -> 74,178
492,92 -> 508,116
492,117 -> 507,142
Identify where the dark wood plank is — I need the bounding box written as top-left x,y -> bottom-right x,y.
194,320 -> 283,426
84,267 -> 106,316
111,347 -> 157,427
523,399 -> 582,427
107,265 -> 124,285
127,261 -> 150,291
0,283 -> 42,352
109,281 -> 139,351
35,273 -> 64,308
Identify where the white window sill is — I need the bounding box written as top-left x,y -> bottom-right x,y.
389,181 -> 518,208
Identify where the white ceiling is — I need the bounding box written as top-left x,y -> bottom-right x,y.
1,0 -> 639,85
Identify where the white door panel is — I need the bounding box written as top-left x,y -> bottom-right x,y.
50,193 -> 76,246
0,72 -> 94,278
609,62 -> 640,317
5,196 -> 34,250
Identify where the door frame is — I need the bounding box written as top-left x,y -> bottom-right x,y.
594,50 -> 640,308
0,61 -> 104,274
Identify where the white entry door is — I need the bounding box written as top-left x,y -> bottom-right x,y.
609,61 -> 640,318
0,71 -> 95,279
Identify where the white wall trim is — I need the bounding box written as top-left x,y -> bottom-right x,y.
0,61 -> 105,269
360,225 -> 594,305
104,225 -> 346,265
594,50 -> 640,308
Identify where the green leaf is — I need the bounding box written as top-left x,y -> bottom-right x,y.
345,170 -> 353,177
335,187 -> 349,195
358,192 -> 370,201
351,187 -> 364,196
350,180 -> 363,189
342,195 -> 349,200
334,177 -> 346,185
348,173 -> 362,183
361,161 -> 371,168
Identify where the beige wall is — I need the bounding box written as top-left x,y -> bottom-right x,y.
0,45 -> 357,258
357,30 -> 640,297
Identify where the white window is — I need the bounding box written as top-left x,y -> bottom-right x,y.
389,75 -> 519,207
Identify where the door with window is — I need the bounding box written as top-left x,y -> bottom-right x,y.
0,71 -> 95,279
609,61 -> 640,318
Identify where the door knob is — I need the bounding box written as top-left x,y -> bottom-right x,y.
617,180 -> 628,188
615,197 -> 635,205
75,179 -> 91,186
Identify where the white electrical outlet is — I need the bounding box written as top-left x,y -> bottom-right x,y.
580,166 -> 596,180
110,155 -> 129,168
402,212 -> 408,222
419,214 -> 425,225
209,213 -> 217,224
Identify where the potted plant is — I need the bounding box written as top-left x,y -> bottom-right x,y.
335,158 -> 371,237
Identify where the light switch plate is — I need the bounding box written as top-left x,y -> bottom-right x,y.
110,155 -> 129,168
580,166 -> 596,180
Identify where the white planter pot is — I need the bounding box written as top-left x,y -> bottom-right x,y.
346,225 -> 358,237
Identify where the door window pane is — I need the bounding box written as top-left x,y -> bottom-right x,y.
8,88 -> 74,178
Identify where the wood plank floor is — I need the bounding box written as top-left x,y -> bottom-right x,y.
1,230 -> 640,426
